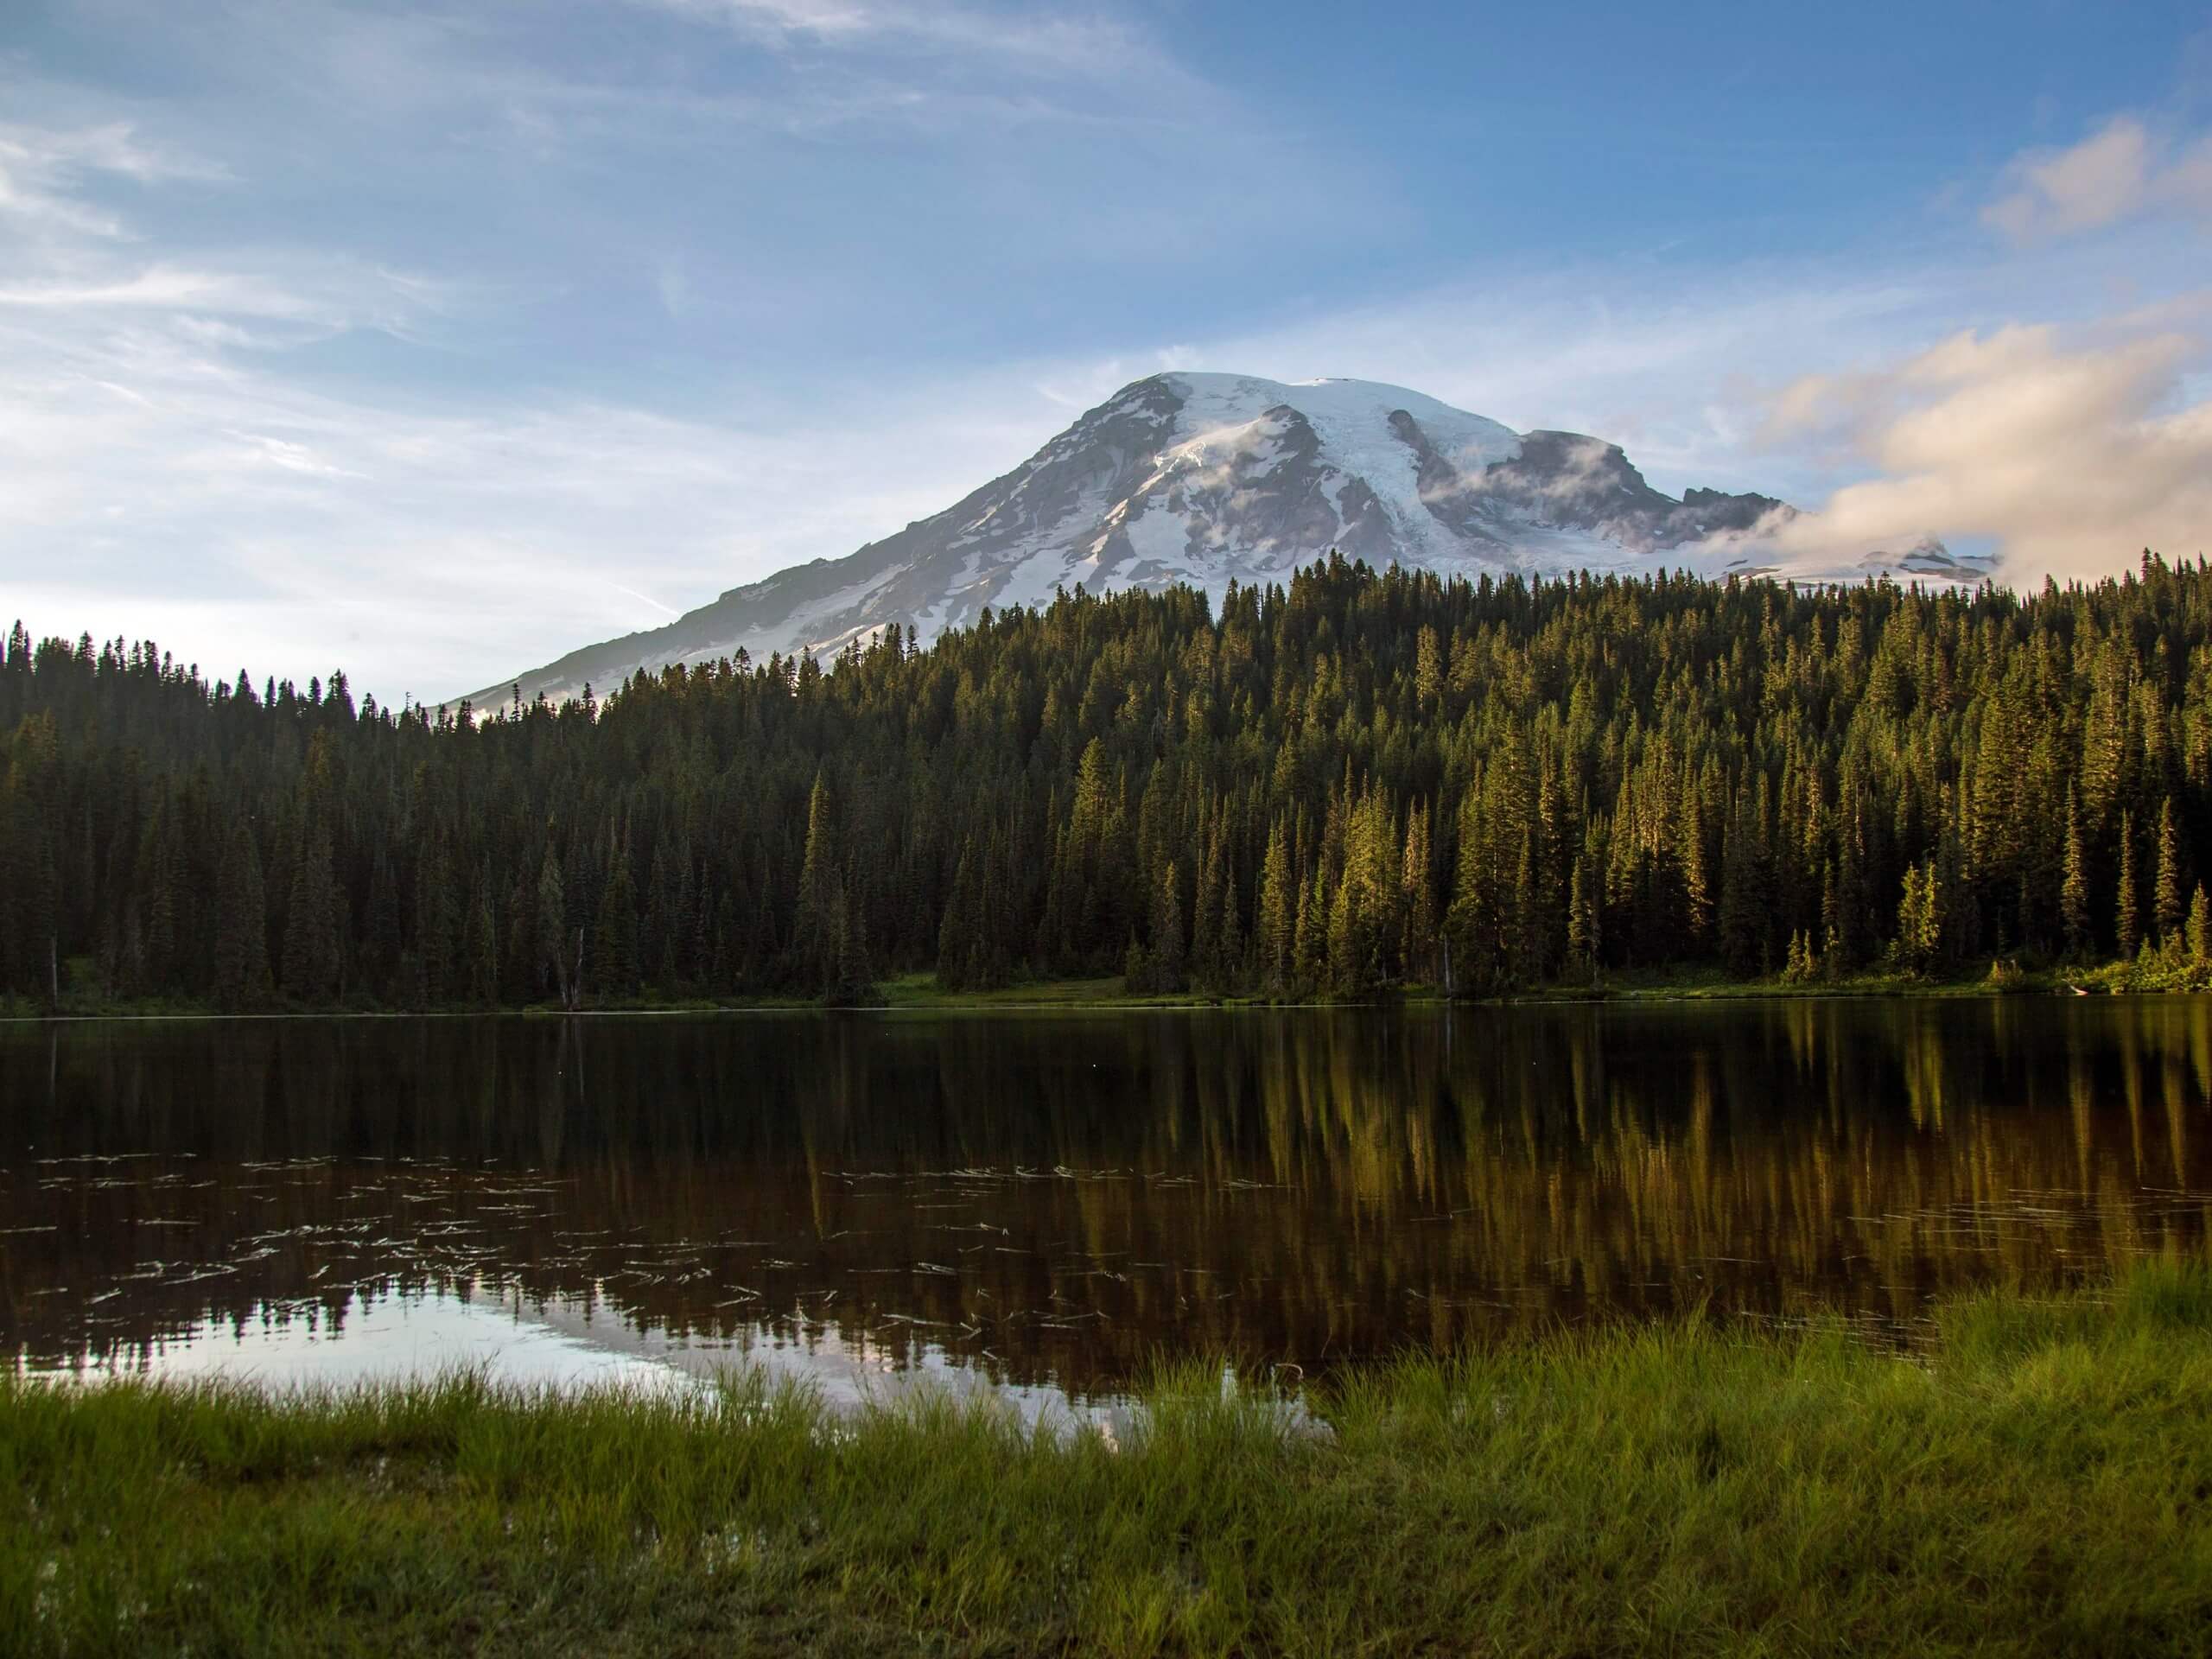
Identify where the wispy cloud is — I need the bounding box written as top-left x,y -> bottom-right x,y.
0,119 -> 226,241
1985,114 -> 2212,243
639,0 -> 1167,79
0,106 -> 1050,700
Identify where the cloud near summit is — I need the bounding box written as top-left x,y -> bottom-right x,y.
1758,317 -> 2212,582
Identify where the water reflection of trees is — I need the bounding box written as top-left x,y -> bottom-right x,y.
5,1002 -> 2210,1392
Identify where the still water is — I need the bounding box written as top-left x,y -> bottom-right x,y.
4,1001 -> 2210,1406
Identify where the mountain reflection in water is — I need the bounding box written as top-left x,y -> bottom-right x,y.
4,1001 -> 2210,1398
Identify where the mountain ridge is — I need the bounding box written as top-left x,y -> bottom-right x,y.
464,372 -> 1984,707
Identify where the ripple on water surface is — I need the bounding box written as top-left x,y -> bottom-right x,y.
6,1001 -> 2212,1404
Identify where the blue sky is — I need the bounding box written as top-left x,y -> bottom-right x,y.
5,0 -> 2212,700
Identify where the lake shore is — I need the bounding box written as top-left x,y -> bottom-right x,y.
9,1265 -> 2211,1656
8,957 -> 2200,1020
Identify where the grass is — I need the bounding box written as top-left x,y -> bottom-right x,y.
12,953 -> 2207,1021
9,1267 -> 2212,1654
874,971 -> 1231,1009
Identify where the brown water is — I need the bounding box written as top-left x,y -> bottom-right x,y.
4,1001 -> 2210,1402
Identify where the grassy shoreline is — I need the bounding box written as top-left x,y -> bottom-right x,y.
9,1267 -> 2212,1655
5,961 -> 2196,1020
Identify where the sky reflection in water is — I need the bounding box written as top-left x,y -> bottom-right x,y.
5,1001 -> 2211,1405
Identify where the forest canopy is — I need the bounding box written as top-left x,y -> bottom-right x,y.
4,552 -> 2209,1010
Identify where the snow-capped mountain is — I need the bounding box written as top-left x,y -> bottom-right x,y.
467,372 -> 1987,706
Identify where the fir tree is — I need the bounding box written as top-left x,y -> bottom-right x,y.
282,821 -> 340,1003
1896,860 -> 1943,972
1147,860 -> 1185,994
362,851 -> 401,999
2155,797 -> 2185,946
793,773 -> 839,993
213,820 -> 269,1010
2116,810 -> 2141,962
2061,786 -> 2091,957
1256,820 -> 1294,990
594,851 -> 639,996
537,849 -> 569,1007
463,863 -> 499,1004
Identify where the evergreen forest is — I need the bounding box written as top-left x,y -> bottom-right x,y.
6,551 -> 2212,1012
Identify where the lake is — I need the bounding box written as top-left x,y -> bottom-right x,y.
5,1001 -> 2210,1411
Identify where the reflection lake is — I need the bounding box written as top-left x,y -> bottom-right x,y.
6,1001 -> 2212,1414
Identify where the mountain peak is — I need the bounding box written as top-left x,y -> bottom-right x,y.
466,372 -> 1974,706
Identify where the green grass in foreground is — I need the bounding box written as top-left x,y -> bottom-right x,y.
10,1268 -> 2212,1655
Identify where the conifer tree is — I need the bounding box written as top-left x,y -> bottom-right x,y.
413,837 -> 455,1007
463,864 -> 498,1004
1402,804 -> 1436,982
2155,797 -> 2185,946
2061,786 -> 2091,957
1567,853 -> 1599,982
594,851 -> 639,996
936,836 -> 983,990
1294,864 -> 1327,988
793,773 -> 838,992
1147,860 -> 1185,993
213,820 -> 269,1010
537,849 -> 569,1007
1896,860 -> 1943,972
2117,810 -> 2141,961
282,821 -> 340,1003
363,851 -> 401,999
1216,854 -> 1244,988
1256,820 -> 1294,989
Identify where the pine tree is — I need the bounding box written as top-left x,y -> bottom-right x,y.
1147,860 -> 1185,993
2190,884 -> 2211,969
1402,803 -> 1436,982
1717,791 -> 1769,978
793,773 -> 838,993
937,836 -> 982,990
2116,810 -> 2141,962
2061,786 -> 2091,957
413,835 -> 458,1007
537,849 -> 569,1007
462,863 -> 498,1004
1896,859 -> 1943,972
213,820 -> 269,1010
1678,794 -> 1713,951
282,821 -> 340,1003
827,882 -> 875,1006
1294,864 -> 1327,988
1190,829 -> 1223,986
1567,853 -> 1599,982
363,851 -> 401,999
1256,820 -> 1294,990
1215,854 -> 1244,989
2155,797 -> 2185,946
594,851 -> 639,996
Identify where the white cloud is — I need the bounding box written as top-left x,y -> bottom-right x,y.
1755,318 -> 2212,579
642,0 -> 1162,77
1985,115 -> 2212,243
0,119 -> 225,242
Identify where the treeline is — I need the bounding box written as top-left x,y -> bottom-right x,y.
5,551 -> 2212,1011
